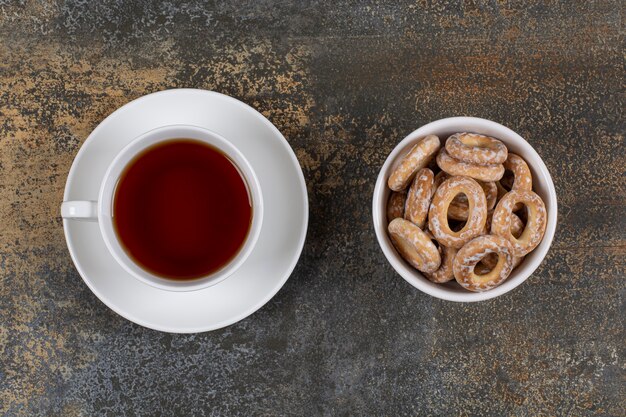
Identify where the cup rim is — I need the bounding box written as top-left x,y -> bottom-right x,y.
372,117 -> 558,302
98,124 -> 264,292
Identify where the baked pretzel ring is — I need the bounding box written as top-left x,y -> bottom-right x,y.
426,245 -> 457,283
436,149 -> 504,182
434,172 -> 496,216
492,190 -> 547,256
503,153 -> 532,192
404,168 -> 434,229
445,132 -> 508,165
386,191 -> 407,223
388,218 -> 441,273
388,135 -> 440,191
428,176 -> 487,248
453,235 -> 515,292
448,181 -> 498,221
502,153 -> 532,211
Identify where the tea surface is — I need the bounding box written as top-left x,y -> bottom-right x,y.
113,139 -> 252,280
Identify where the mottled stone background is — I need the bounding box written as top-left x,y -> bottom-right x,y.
1,0 -> 624,416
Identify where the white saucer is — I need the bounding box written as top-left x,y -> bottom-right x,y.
62,89 -> 308,333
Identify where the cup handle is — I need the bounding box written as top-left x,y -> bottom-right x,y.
61,201 -> 98,221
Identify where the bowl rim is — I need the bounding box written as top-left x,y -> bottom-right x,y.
372,117 -> 558,302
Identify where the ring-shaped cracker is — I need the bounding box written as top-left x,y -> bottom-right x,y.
436,149 -> 504,182
503,153 -> 532,192
388,218 -> 441,273
404,168 -> 434,229
445,132 -> 508,165
388,135 -> 440,191
502,153 -> 532,212
492,190 -> 547,257
428,176 -> 487,248
453,235 -> 514,292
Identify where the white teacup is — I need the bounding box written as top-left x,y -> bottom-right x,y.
61,125 -> 263,292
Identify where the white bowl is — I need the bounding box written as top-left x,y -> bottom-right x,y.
372,117 -> 557,302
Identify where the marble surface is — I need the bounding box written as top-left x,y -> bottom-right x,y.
1,1 -> 624,415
